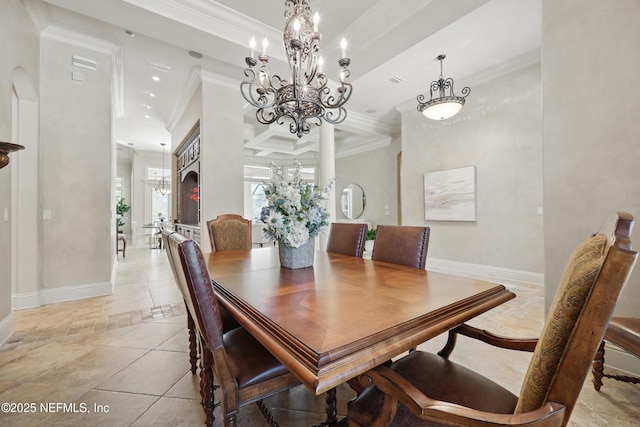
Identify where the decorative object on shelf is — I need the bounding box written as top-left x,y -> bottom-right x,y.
189,187 -> 199,202
260,161 -> 333,268
240,0 -> 353,138
0,141 -> 25,169
156,142 -> 171,196
417,54 -> 470,121
116,197 -> 131,231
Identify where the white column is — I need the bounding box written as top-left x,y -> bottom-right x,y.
318,123 -> 336,251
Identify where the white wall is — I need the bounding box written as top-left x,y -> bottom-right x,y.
0,0 -> 40,342
37,30 -> 116,299
400,63 -> 544,275
542,0 -> 640,316
335,137 -> 401,229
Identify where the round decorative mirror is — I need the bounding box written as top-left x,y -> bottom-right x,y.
340,183 -> 365,219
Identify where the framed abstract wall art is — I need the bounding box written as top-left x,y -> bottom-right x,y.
424,166 -> 476,221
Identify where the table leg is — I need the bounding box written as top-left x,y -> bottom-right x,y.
312,387 -> 338,426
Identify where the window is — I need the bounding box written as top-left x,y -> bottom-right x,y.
243,163 -> 316,223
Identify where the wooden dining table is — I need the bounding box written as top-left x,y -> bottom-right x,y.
206,247 -> 515,423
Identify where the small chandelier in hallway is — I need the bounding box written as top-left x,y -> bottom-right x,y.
417,54 -> 470,121
156,143 -> 171,196
240,0 -> 353,138
0,141 -> 25,169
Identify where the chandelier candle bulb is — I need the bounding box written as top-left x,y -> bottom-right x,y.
262,38 -> 268,56
249,37 -> 256,58
313,12 -> 319,32
341,38 -> 347,58
318,56 -> 323,74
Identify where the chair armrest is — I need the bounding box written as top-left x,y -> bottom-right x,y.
438,324 -> 538,358
356,365 -> 565,427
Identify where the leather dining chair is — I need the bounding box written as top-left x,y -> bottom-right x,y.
175,235 -> 301,427
592,316 -> 640,390
326,222 -> 368,257
206,214 -> 252,252
163,230 -> 241,374
371,225 -> 430,269
347,212 -> 637,427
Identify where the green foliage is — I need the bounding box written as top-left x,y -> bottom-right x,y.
116,197 -> 131,228
366,229 -> 377,240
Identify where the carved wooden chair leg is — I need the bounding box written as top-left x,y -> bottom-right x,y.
187,311 -> 199,374
199,345 -> 216,427
592,339 -> 606,391
256,399 -> 279,427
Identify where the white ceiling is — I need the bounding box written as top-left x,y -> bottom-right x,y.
32,0 -> 541,160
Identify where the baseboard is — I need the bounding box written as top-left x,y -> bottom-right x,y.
0,314 -> 16,347
603,345 -> 640,377
12,292 -> 42,310
425,258 -> 544,287
13,280 -> 114,310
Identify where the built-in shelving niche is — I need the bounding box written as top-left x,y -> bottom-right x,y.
176,125 -> 200,226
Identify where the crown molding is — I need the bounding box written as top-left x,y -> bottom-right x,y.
166,66 -> 241,133
336,137 -> 392,159
122,0 -> 285,61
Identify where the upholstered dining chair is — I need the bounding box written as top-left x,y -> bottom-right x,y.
206,214 -> 252,252
347,212 -> 637,427
592,316 -> 640,390
163,230 -> 242,374
326,222 -> 368,257
163,230 -> 200,374
371,225 -> 430,269
175,235 -> 301,427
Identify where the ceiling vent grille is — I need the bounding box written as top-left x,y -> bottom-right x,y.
390,76 -> 403,84
146,60 -> 171,73
72,55 -> 97,71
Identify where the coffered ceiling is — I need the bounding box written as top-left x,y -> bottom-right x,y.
30,0 -> 541,161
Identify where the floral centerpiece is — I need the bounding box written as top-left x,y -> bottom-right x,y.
260,162 -> 332,268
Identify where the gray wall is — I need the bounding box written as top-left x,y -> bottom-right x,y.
0,0 -> 40,332
542,0 -> 640,314
38,35 -> 115,291
400,63 -> 544,273
335,137 -> 401,228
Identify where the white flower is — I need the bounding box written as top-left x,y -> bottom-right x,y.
260,162 -> 333,247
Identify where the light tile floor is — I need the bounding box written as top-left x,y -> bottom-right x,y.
0,247 -> 638,426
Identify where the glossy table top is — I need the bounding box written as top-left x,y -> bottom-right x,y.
206,247 -> 515,394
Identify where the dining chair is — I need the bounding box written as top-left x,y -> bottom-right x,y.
592,316 -> 640,390
175,235 -> 301,427
326,222 -> 368,257
163,230 -> 200,374
371,225 -> 430,269
206,214 -> 252,252
163,230 -> 242,374
347,212 -> 637,427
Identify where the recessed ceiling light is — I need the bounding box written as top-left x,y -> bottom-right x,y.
145,105 -> 152,109
144,115 -> 151,119
124,30 -> 135,37
149,92 -> 156,97
152,76 -> 160,82
366,109 -> 377,114
188,50 -> 203,59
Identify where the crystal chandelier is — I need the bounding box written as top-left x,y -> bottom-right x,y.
156,143 -> 171,196
417,54 -> 470,121
240,0 -> 353,138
